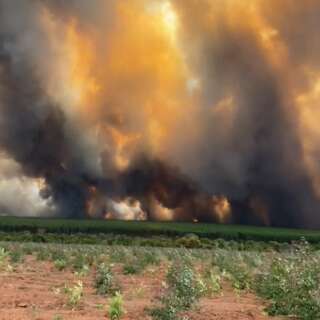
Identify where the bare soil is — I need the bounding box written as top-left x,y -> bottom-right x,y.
0,256 -> 284,320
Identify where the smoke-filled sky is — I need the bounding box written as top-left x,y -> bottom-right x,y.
0,0 -> 320,228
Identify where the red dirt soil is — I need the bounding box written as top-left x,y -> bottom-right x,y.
0,256 -> 285,320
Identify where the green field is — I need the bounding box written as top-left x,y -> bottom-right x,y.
0,216 -> 320,243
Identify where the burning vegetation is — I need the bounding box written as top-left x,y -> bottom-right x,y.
0,0 -> 320,228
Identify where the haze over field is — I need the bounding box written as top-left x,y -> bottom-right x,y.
1,0 -> 320,228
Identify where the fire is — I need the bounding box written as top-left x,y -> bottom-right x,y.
150,197 -> 175,221
86,186 -> 105,217
3,0 -> 320,227
104,126 -> 141,171
212,196 -> 231,223
106,198 -> 146,221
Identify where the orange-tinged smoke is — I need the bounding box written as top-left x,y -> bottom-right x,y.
2,0 -> 320,227
64,22 -> 101,115
38,0 -> 200,220
105,126 -> 141,171
105,198 -> 146,221
150,196 -> 175,221
297,77 -> 320,198
33,0 -> 320,223
212,196 -> 232,223
41,0 -> 192,164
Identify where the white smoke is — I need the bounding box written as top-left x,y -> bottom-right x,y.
0,155 -> 55,216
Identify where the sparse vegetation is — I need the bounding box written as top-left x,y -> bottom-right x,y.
204,269 -> 222,296
255,241 -> 320,319
0,247 -> 8,268
108,292 -> 124,320
149,263 -> 205,320
0,231 -> 318,319
64,281 -> 84,308
8,247 -> 24,264
95,263 -> 119,295
54,258 -> 67,271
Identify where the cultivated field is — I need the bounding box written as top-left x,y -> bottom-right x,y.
1,216 -> 320,242
0,237 -> 318,319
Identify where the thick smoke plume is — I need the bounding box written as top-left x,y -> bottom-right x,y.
0,0 -> 320,228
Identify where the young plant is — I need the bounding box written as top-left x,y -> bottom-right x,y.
9,249 -> 24,264
122,264 -> 140,275
139,250 -> 161,268
255,245 -> 320,320
206,272 -> 222,296
64,281 -> 83,308
108,292 -> 124,320
95,263 -> 119,295
167,263 -> 203,309
72,254 -> 90,276
213,251 -> 252,291
0,247 -> 8,266
54,258 -> 67,271
149,263 -> 204,320
36,248 -> 50,261
0,247 -> 12,271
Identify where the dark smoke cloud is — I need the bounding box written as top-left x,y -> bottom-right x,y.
0,42 -> 83,217
172,0 -> 320,227
0,0 -> 320,228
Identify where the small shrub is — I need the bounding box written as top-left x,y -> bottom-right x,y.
64,281 -> 83,308
0,247 -> 12,272
54,259 -> 67,271
122,264 -> 140,275
9,249 -> 24,264
0,247 -> 8,266
140,251 -> 161,267
149,305 -> 178,320
95,263 -> 119,295
121,249 -> 160,275
75,264 -> 90,277
205,270 -> 222,296
50,250 -> 66,262
36,249 -> 50,261
72,254 -> 90,276
255,241 -> 320,320
175,234 -> 201,248
108,292 -> 124,320
72,254 -> 87,271
227,266 -> 251,291
109,248 -> 128,264
213,252 -> 252,291
149,263 -> 204,320
166,263 -> 203,309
